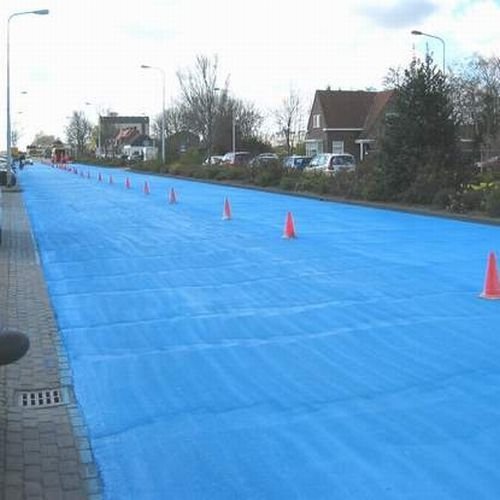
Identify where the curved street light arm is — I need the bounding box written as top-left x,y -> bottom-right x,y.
411,30 -> 446,74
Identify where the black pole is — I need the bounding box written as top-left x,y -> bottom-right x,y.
0,330 -> 30,366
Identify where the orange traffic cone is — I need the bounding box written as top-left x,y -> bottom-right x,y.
125,177 -> 131,189
98,172 -> 103,182
480,251 -> 500,299
283,211 -> 297,239
168,188 -> 177,204
222,197 -> 232,220
144,181 -> 150,195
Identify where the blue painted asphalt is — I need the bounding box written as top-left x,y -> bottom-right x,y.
21,163 -> 500,499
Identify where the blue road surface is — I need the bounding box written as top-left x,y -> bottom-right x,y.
21,163 -> 500,499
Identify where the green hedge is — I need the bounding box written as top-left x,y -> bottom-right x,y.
82,155 -> 498,218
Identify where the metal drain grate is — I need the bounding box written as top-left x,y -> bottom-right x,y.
17,387 -> 68,408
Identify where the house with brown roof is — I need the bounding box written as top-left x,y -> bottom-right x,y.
305,89 -> 394,162
98,115 -> 150,158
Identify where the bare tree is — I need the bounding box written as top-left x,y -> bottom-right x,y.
274,89 -> 303,155
65,111 -> 93,157
32,132 -> 57,147
152,103 -> 188,140
451,55 -> 500,160
214,92 -> 263,153
177,55 -> 227,159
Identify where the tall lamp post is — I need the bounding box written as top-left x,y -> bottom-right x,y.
140,65 -> 166,163
6,9 -> 49,185
411,30 -> 446,74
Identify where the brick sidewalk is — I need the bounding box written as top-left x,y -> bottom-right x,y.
0,187 -> 101,500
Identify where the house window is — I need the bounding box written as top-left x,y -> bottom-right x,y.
332,141 -> 344,154
306,141 -> 323,157
313,114 -> 321,128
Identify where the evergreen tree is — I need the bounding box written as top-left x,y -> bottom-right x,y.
379,55 -> 467,203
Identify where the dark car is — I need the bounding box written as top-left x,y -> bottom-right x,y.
0,157 -> 17,186
283,155 -> 312,169
222,152 -> 252,166
249,153 -> 280,167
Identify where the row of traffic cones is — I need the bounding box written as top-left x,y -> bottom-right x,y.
70,167 -> 178,204
55,165 -> 500,295
60,166 -> 296,236
57,166 -> 295,235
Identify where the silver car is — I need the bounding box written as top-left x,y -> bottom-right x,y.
305,153 -> 356,173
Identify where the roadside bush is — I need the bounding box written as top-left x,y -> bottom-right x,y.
178,148 -> 203,166
296,172 -> 331,195
279,176 -> 299,191
277,169 -> 302,191
168,163 -> 191,176
461,189 -> 486,212
252,164 -> 284,187
215,166 -> 248,182
485,189 -> 500,217
432,188 -> 456,209
329,170 -> 356,198
350,155 -> 387,201
204,166 -> 221,180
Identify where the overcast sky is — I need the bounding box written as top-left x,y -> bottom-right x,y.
1,0 -> 499,149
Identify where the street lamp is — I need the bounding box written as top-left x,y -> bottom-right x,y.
85,102 -> 102,156
411,30 -> 446,74
6,9 -> 49,186
140,65 -> 166,163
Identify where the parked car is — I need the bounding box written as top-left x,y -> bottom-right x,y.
128,151 -> 143,162
249,153 -> 279,167
0,164 -> 17,186
222,151 -> 252,166
203,155 -> 225,166
283,155 -> 312,170
305,153 -> 356,174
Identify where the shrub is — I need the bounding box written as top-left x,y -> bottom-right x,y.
215,166 -> 248,182
432,188 -> 456,209
461,189 -> 485,212
279,176 -> 299,191
485,189 -> 500,217
351,155 -> 388,201
329,170 -> 356,197
178,148 -> 203,166
296,172 -> 331,195
204,167 -> 221,180
252,164 -> 284,187
168,163 -> 185,176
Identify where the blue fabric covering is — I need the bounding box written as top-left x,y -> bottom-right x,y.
21,164 -> 500,499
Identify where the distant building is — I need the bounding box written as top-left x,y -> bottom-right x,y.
120,129 -> 158,161
100,115 -> 149,135
305,90 -> 395,162
99,116 -> 150,157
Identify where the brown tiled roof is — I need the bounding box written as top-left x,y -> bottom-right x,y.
115,127 -> 141,144
360,89 -> 395,139
317,90 -> 377,129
